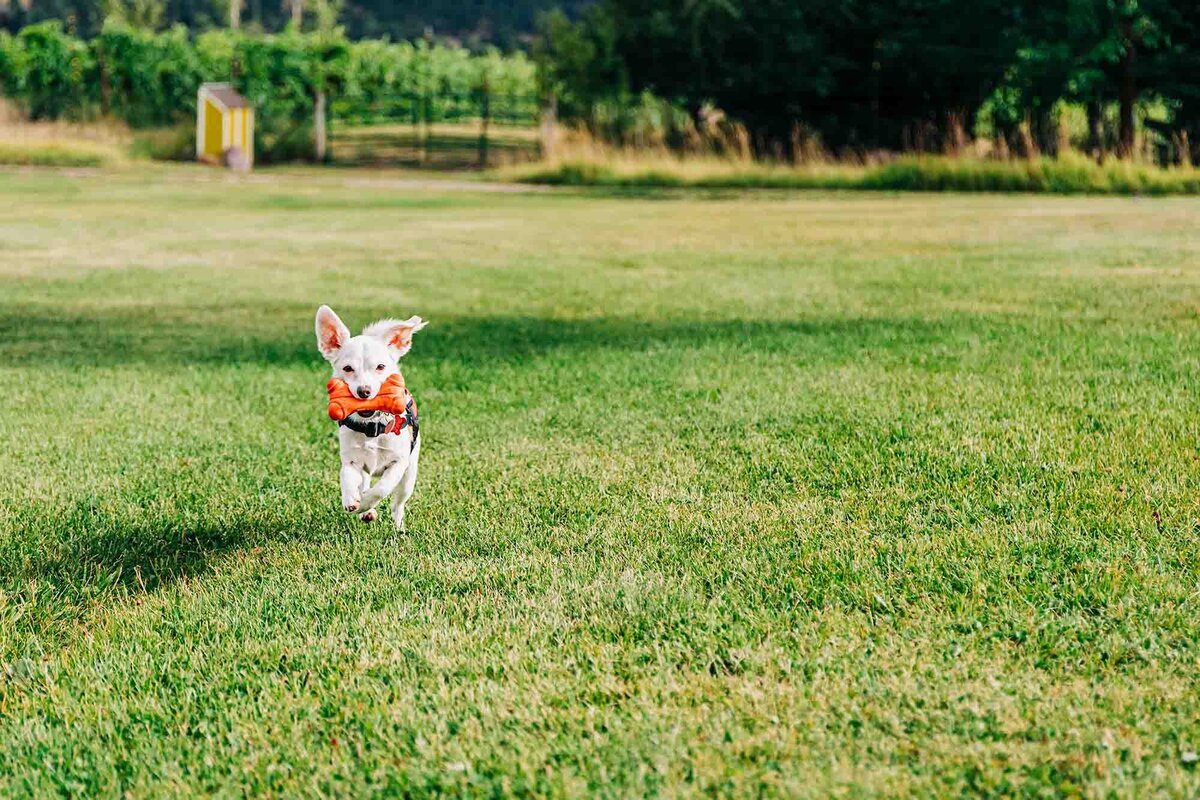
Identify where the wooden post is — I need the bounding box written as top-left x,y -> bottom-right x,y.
540,91 -> 557,161
421,89 -> 431,165
411,91 -> 420,165
420,29 -> 432,166
98,47 -> 110,117
478,79 -> 490,169
314,90 -> 327,162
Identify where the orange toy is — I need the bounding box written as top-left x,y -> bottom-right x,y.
326,373 -> 410,421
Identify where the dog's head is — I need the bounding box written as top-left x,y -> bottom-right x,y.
315,305 -> 427,400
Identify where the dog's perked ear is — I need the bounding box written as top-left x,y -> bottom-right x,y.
363,316 -> 427,358
315,305 -> 351,361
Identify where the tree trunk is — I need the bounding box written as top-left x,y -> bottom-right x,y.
1033,109 -> 1057,157
290,0 -> 301,28
229,0 -> 241,29
1016,118 -> 1036,160
944,111 -> 967,157
1117,35 -> 1136,158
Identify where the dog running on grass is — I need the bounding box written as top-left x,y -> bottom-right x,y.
315,305 -> 426,530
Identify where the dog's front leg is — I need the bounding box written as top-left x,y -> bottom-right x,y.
340,463 -> 366,512
358,457 -> 408,513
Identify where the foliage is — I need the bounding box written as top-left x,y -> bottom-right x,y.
534,7 -> 628,125
0,33 -> 13,92
94,22 -> 199,126
101,0 -> 166,31
0,23 -> 537,161
6,21 -> 94,120
3,0 -> 586,46
539,0 -> 1200,162
336,39 -> 537,125
230,29 -> 346,160
537,0 -> 1021,153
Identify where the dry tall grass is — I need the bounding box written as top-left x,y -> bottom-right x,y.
0,100 -> 128,166
507,126 -> 1200,195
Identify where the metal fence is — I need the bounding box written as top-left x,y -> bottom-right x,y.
329,89 -> 543,169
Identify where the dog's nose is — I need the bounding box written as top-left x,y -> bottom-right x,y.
356,386 -> 372,399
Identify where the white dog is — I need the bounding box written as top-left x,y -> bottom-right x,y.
315,305 -> 426,530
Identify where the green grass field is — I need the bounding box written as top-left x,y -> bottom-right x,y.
2,166 -> 1200,797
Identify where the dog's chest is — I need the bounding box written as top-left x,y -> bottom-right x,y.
339,424 -> 410,476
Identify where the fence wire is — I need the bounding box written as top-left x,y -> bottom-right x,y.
329,90 -> 543,169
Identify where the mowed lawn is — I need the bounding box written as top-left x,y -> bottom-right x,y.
2,166 -> 1200,797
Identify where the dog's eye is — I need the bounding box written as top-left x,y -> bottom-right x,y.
342,366 -> 354,373
376,364 -> 385,371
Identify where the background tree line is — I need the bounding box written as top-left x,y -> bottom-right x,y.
535,0 -> 1200,163
0,0 -> 591,47
3,0 -> 1198,164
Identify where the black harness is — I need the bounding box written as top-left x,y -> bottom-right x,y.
338,395 -> 419,449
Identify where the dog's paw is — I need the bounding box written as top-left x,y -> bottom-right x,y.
360,508 -> 378,524
344,501 -> 360,513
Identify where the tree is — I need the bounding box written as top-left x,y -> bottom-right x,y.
997,0 -> 1179,160
1101,0 -> 1170,158
546,0 -> 1023,155
1139,0 -> 1199,162
534,7 -> 627,124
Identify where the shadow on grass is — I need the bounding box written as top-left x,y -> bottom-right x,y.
0,303 -> 998,370
19,514 -> 249,592
0,499 -> 349,627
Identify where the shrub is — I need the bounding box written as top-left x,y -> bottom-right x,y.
0,32 -> 16,95
94,22 -> 202,127
8,22 -> 95,121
